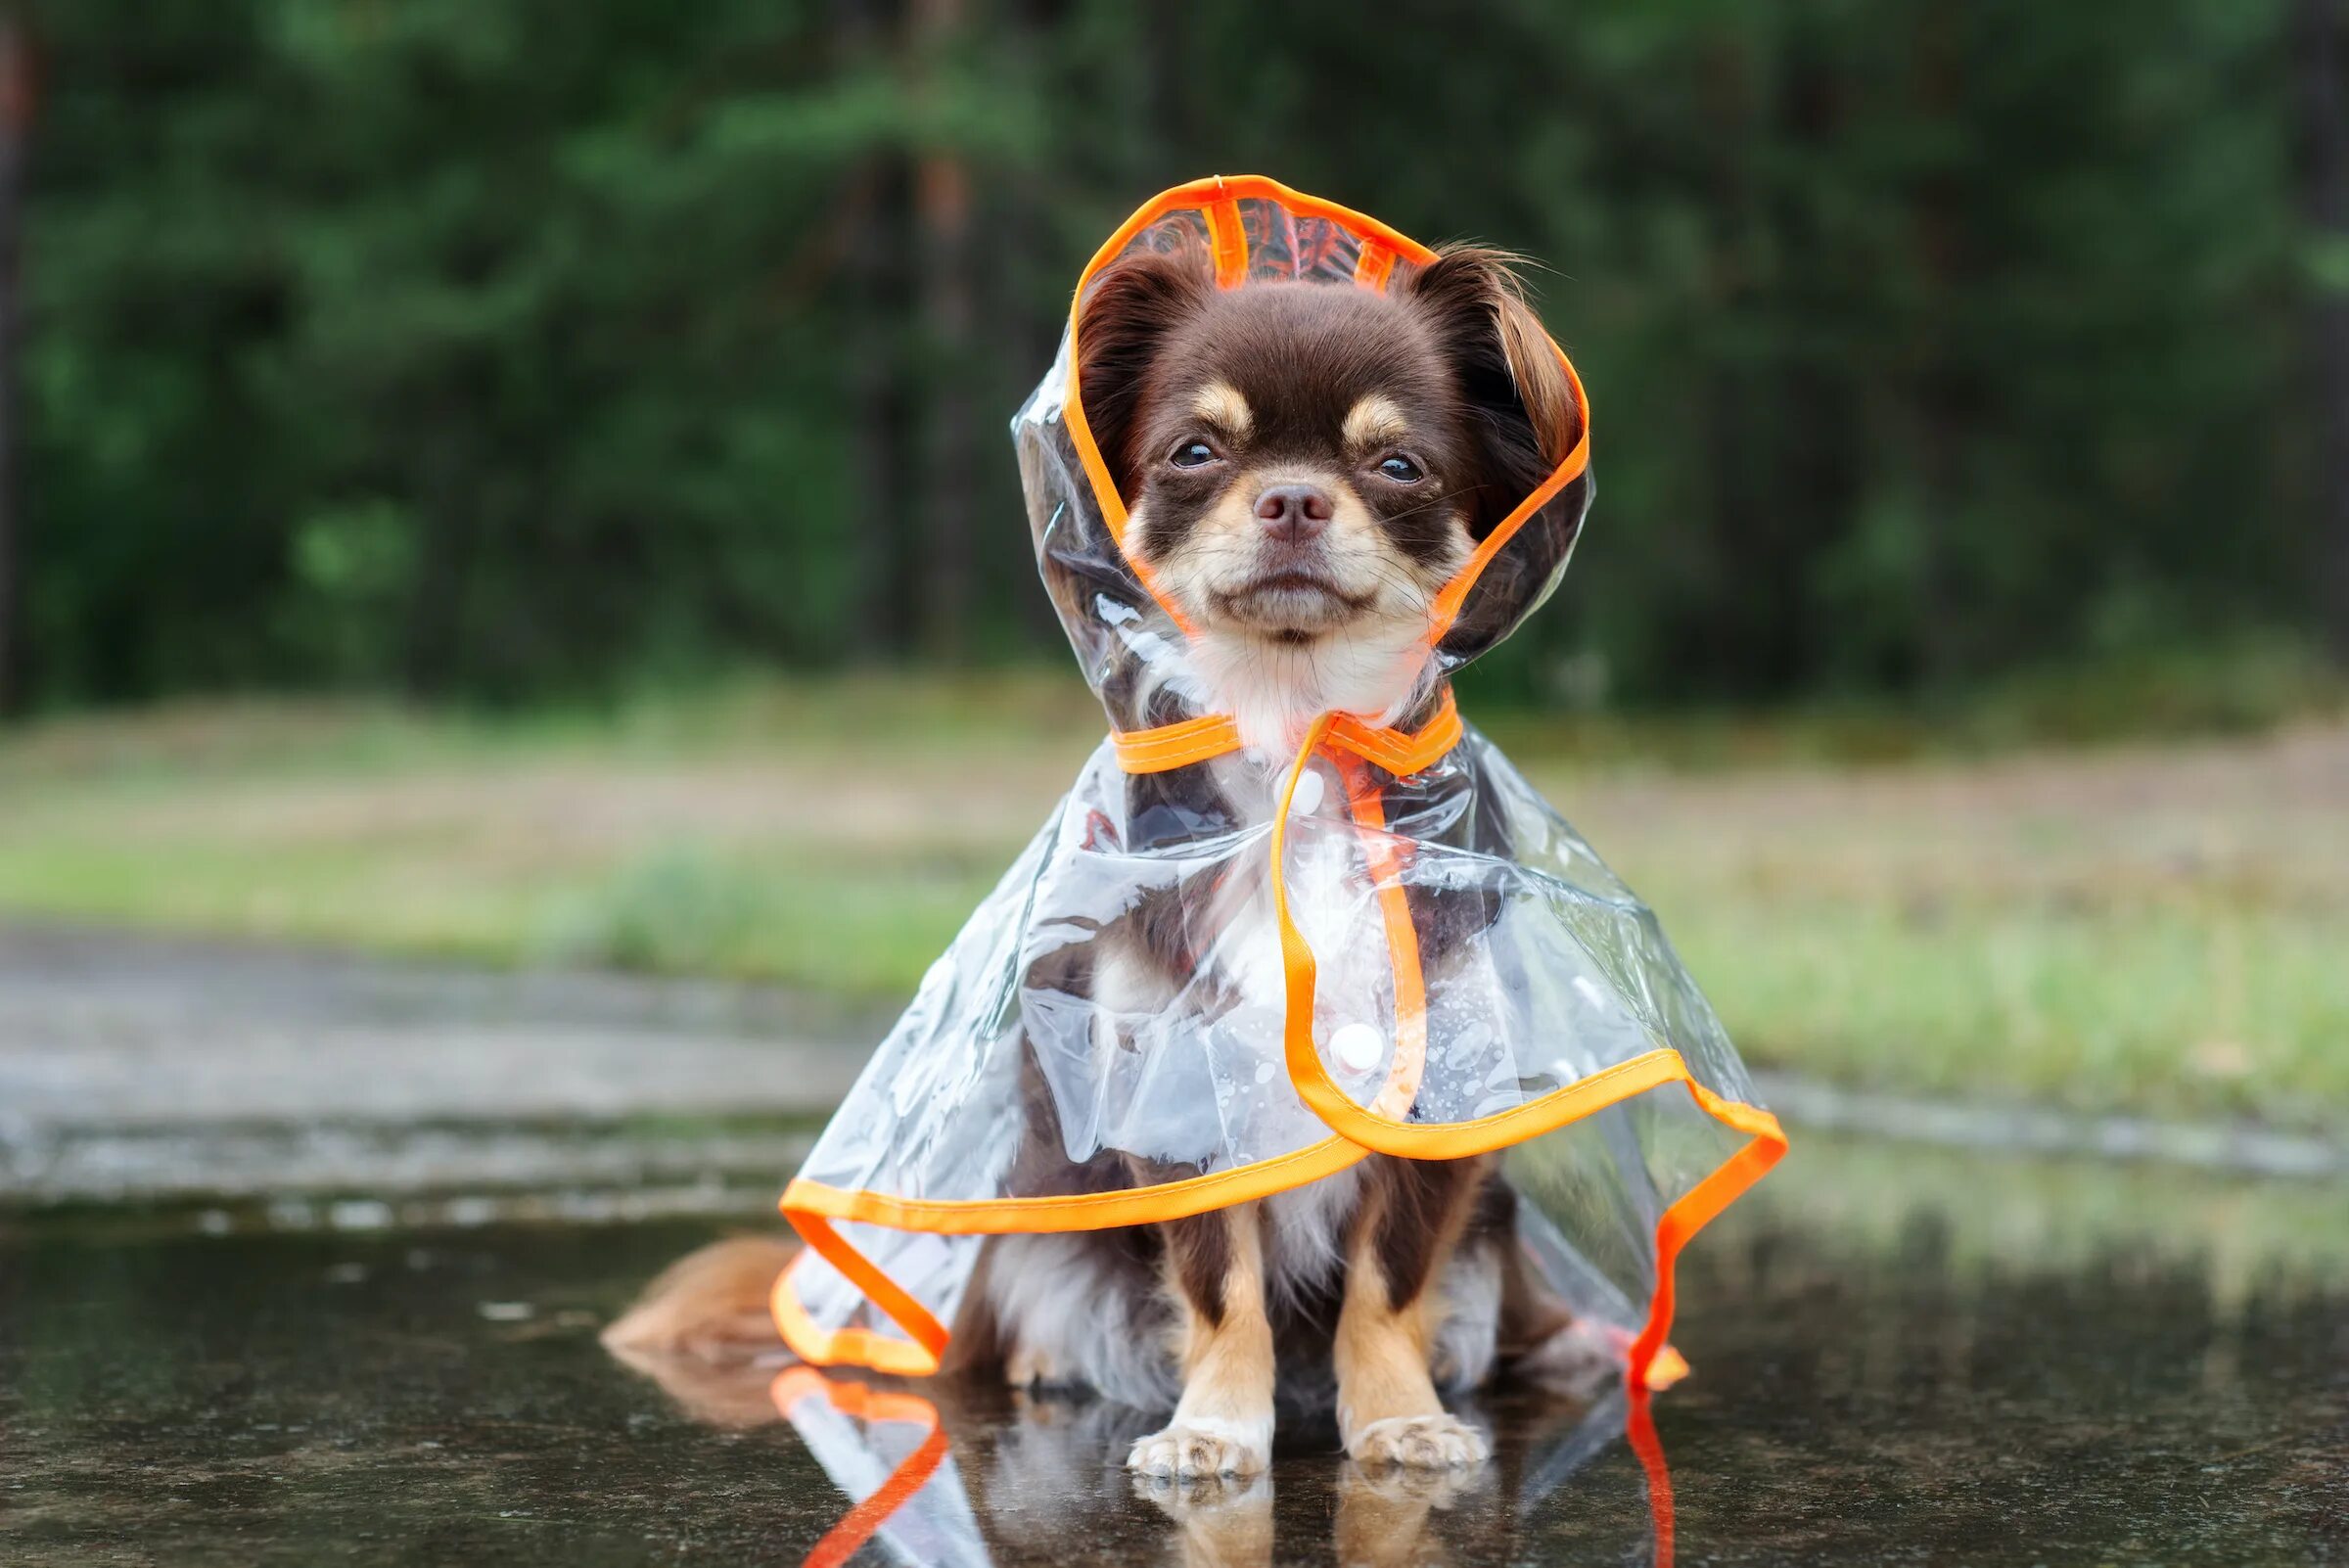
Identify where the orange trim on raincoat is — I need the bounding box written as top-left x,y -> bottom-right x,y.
776,1046 -> 1782,1391
1059,174 -> 1592,649
775,177 -> 1783,1400
1112,686 -> 1464,776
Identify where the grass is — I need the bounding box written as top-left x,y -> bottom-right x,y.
1,663 -> 2343,1133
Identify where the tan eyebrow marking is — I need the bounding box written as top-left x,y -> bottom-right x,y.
1191,380 -> 1254,438
1343,394 -> 1409,449
1193,373 -> 1249,434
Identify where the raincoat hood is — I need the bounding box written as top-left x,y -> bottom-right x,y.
1020,177 -> 1594,737
771,177 -> 1783,1399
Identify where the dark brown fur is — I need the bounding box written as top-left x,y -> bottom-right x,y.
1168,1210 -> 1233,1331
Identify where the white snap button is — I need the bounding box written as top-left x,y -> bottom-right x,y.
1330,1023 -> 1385,1075
1286,767 -> 1325,817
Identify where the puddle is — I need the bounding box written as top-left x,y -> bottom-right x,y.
4,1136 -> 2344,1566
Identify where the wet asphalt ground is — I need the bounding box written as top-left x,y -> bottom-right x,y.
2,926 -> 2344,1565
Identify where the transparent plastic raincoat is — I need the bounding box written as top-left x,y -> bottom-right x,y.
773,176 -> 1785,1396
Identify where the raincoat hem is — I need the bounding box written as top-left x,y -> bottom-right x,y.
775,1050 -> 1784,1393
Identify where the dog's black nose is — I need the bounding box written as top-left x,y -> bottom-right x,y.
1254,484 -> 1334,543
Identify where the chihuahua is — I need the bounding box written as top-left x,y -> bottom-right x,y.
609,241 -> 1600,1481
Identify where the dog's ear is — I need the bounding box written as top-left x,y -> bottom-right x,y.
1075,247 -> 1213,497
1400,246 -> 1580,535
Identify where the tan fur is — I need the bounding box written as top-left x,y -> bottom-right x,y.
599,1235 -> 795,1362
1488,276 -> 1579,465
1151,465 -> 1403,622
1139,472 -> 1462,758
1127,1204 -> 1276,1478
1333,1176 -> 1489,1466
1341,392 -> 1410,450
1191,379 -> 1254,439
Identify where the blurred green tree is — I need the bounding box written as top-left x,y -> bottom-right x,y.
11,0 -> 2325,708
0,13 -> 25,713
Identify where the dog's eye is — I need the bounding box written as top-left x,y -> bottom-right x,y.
1168,439 -> 1220,470
1375,453 -> 1425,484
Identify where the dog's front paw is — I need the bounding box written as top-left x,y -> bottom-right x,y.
1126,1417 -> 1271,1479
1346,1413 -> 1489,1468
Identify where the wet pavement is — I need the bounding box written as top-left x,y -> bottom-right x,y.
6,1133 -> 2345,1566
0,924 -> 873,1144
0,923 -> 852,1206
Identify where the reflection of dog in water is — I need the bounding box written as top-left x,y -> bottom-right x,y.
974,1392 -> 1527,1568
1133,1465 -> 1493,1568
610,240 -> 1620,1481
607,1325 -> 1634,1568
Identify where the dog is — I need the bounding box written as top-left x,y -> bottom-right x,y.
608,240 -> 1604,1481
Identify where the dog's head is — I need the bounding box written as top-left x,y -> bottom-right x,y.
1075,244 -> 1578,749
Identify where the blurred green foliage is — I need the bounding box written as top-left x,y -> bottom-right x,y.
13,0 -> 2333,707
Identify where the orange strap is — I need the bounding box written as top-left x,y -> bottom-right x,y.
1205,186 -> 1250,289
1329,698 -> 1463,778
772,1235 -> 946,1378
1626,1081 -> 1787,1382
1112,686 -> 1462,776
1338,759 -> 1427,1122
1110,711 -> 1244,773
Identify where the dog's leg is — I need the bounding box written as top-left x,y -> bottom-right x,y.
1127,1204 -> 1274,1479
1336,1157 -> 1491,1467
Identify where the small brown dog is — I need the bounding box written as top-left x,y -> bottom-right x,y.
611,242 -> 1596,1479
